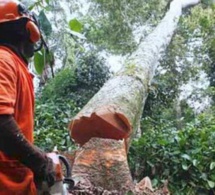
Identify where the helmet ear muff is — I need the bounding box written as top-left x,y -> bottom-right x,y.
26,21 -> 40,43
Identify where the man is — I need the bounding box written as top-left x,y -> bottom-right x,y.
0,0 -> 56,194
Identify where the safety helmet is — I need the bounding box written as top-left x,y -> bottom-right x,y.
0,0 -> 41,43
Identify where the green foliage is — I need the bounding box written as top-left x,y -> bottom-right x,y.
34,98 -> 79,152
143,30 -> 197,128
34,51 -> 45,75
41,51 -> 111,106
75,52 -> 110,91
38,10 -> 52,37
40,67 -> 77,101
129,112 -> 215,194
84,0 -> 170,54
144,4 -> 215,130
34,49 -> 54,75
84,17 -> 136,55
120,4 -> 215,194
202,0 -> 215,6
188,7 -> 215,97
35,51 -> 111,150
69,19 -> 83,33
74,52 -> 111,105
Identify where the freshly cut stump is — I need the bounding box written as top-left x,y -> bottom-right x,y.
71,138 -> 134,193
69,138 -> 170,194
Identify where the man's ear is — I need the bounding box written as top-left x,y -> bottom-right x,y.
26,21 -> 40,43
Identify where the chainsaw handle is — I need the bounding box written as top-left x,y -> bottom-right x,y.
58,155 -> 74,190
58,155 -> 72,178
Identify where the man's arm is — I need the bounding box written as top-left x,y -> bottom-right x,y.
0,114 -> 55,187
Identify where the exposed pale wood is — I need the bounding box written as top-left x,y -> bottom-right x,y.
71,138 -> 134,192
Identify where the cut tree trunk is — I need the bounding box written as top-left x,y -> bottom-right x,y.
69,138 -> 169,195
69,0 -> 200,193
71,138 -> 134,193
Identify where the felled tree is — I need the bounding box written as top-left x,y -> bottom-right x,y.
69,0 -> 200,193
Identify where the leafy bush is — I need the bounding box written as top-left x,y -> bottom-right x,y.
39,67 -> 78,102
74,51 -> 111,106
40,51 -> 111,107
129,113 -> 215,194
34,98 -> 79,152
75,52 -> 110,89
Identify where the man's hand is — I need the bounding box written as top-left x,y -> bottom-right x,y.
47,153 -> 64,181
36,153 -> 64,194
34,156 -> 56,190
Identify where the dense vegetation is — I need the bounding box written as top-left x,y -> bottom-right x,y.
129,112 -> 215,194
35,51 -> 111,151
27,0 -> 215,194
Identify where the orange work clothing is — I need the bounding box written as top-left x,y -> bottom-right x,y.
0,46 -> 36,194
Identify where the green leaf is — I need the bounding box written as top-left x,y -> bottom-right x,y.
147,161 -> 154,167
202,0 -> 215,6
152,178 -> 159,187
45,0 -> 50,4
38,10 -> 52,37
69,19 -> 83,32
34,51 -> 45,75
210,162 -> 215,170
34,48 -> 54,75
189,181 -> 196,187
182,163 -> 189,170
181,154 -> 191,161
158,139 -> 168,146
192,159 -> 198,167
207,180 -> 215,188
201,173 -> 208,181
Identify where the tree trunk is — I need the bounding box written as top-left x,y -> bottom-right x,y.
69,0 -> 200,193
71,138 -> 134,193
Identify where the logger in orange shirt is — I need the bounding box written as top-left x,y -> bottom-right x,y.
0,0 -> 56,194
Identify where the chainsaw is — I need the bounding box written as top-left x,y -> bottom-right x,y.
38,153 -> 74,195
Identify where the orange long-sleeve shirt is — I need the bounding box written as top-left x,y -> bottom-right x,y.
0,46 -> 36,194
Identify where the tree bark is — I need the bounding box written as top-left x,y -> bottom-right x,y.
69,0 -> 200,193
71,138 -> 134,193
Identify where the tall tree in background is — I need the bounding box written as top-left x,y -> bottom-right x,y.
69,0 -> 200,193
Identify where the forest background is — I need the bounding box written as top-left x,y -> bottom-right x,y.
21,0 -> 215,194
